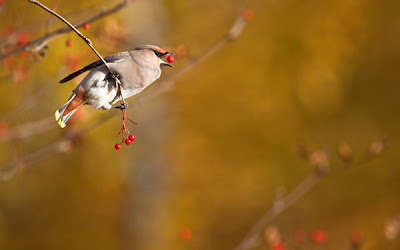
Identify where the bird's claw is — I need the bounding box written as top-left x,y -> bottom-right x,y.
121,103 -> 128,109
113,103 -> 128,110
111,72 -> 120,79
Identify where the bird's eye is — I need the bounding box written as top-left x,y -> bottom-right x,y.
154,51 -> 163,58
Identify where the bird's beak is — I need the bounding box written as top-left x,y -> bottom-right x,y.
161,61 -> 172,67
160,52 -> 175,67
160,52 -> 175,68
163,63 -> 173,67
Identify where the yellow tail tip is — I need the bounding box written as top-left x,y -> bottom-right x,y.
55,110 -> 61,121
58,119 -> 66,128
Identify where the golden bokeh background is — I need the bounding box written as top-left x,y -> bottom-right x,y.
1,0 -> 400,249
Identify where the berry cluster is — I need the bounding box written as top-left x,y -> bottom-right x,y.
115,134 -> 135,150
114,109 -> 137,150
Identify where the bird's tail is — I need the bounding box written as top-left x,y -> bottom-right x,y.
55,86 -> 86,128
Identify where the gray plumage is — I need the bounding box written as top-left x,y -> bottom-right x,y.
55,45 -> 173,128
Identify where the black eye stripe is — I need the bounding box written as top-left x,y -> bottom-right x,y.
153,50 -> 166,58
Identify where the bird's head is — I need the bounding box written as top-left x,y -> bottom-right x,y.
135,45 -> 174,68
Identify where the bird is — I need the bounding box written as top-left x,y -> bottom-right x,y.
55,45 -> 173,128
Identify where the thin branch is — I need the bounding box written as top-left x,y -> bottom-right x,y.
26,0 -> 128,137
0,10 -> 251,179
0,116 -> 55,142
232,139 -> 389,250
0,0 -> 130,60
0,10 -> 247,145
28,0 -> 111,72
45,0 -> 60,35
128,11 -> 250,101
233,172 -> 322,250
0,111 -> 117,181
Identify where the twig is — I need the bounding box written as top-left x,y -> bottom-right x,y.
233,172 -> 322,250
45,0 -> 60,35
0,9 -> 251,179
27,0 -> 128,137
0,0 -> 130,60
232,139 -> 389,250
0,111 -> 117,181
0,116 -> 55,142
28,0 -> 111,72
127,11 -> 250,101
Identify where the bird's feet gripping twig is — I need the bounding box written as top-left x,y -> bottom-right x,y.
112,102 -> 128,110
113,76 -> 138,150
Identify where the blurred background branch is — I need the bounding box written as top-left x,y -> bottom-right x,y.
1,0 -> 399,249
0,0 -> 130,60
0,8 -> 251,180
234,138 -> 389,250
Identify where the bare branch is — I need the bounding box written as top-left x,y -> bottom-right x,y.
232,139 -> 389,250
233,172 -> 322,250
0,9 -> 251,179
27,0 -> 111,72
0,0 -> 130,60
0,116 -> 55,142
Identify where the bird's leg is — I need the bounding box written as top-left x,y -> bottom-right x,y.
112,103 -> 128,110
110,71 -> 119,79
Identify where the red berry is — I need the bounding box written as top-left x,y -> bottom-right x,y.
179,227 -> 192,241
66,39 -> 72,47
128,134 -> 135,141
167,55 -> 174,63
311,229 -> 328,243
83,23 -> 90,30
242,9 -> 254,21
17,30 -> 30,46
0,121 -> 8,136
115,144 -> 121,150
350,230 -> 363,243
272,242 -> 286,250
125,138 -> 131,145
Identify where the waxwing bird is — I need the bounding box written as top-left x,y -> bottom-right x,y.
55,45 -> 173,128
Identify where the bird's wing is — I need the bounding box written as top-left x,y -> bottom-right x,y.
59,52 -> 130,83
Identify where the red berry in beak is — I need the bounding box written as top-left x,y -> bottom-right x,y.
115,144 -> 121,150
167,55 -> 174,63
125,138 -> 132,145
128,134 -> 135,141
